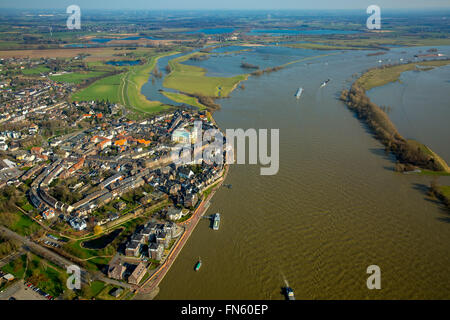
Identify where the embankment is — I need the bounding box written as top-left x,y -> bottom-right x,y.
340,59 -> 450,173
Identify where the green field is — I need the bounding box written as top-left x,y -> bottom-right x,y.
8,211 -> 40,236
164,52 -> 249,97
356,59 -> 450,91
50,71 -> 107,84
71,52 -> 176,114
25,254 -> 67,297
161,91 -> 207,110
72,73 -> 123,103
1,254 -> 27,278
22,65 -> 50,75
96,284 -> 129,300
1,253 -> 67,297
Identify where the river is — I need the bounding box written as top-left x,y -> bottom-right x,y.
149,44 -> 450,299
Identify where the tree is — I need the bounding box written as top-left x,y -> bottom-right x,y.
94,225 -> 103,235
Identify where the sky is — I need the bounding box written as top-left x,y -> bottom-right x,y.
1,0 -> 449,10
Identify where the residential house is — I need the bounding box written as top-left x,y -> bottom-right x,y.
125,240 -> 141,257
107,261 -> 126,280
128,262 -> 147,285
149,242 -> 164,261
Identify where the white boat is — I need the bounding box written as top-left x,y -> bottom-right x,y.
320,79 -> 331,88
213,213 -> 220,230
295,87 -> 303,99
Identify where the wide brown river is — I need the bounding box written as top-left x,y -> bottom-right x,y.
154,45 -> 450,299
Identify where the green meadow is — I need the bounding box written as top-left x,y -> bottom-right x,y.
164,52 -> 249,97
72,52 -> 177,114
356,59 -> 450,91
72,73 -> 123,103
22,65 -> 51,75
50,71 -> 107,84
161,91 -> 207,110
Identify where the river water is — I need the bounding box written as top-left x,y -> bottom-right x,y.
151,44 -> 450,299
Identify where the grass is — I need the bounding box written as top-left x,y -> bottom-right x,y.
201,179 -> 222,199
161,91 -> 207,110
72,73 -> 123,103
72,51 -> 176,114
50,71 -> 107,84
24,253 -> 67,297
1,254 -> 27,279
1,253 -> 66,297
7,211 -> 40,236
407,140 -> 450,173
87,280 -> 107,298
20,201 -> 34,212
356,60 -> 450,91
439,186 -> 450,199
22,65 -> 50,75
96,284 -> 128,300
123,52 -> 177,113
164,52 -> 249,97
63,238 -> 113,261
418,170 -> 450,176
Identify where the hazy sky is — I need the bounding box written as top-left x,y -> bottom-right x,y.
1,0 -> 449,10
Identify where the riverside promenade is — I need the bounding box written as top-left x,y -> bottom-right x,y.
134,165 -> 229,299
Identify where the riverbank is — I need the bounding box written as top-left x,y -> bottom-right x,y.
341,59 -> 450,174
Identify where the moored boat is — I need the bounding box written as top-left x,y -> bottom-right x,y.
285,287 -> 295,300
195,258 -> 202,271
213,213 -> 220,230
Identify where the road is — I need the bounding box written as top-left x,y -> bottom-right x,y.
0,225 -> 134,290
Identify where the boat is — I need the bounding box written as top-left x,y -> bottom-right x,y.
194,258 -> 202,271
295,87 -> 303,99
213,213 -> 220,230
320,79 -> 331,88
285,287 -> 295,300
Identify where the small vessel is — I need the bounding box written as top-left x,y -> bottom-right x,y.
213,213 -> 220,230
285,287 -> 295,300
320,79 -> 331,88
295,87 -> 303,99
194,258 -> 202,271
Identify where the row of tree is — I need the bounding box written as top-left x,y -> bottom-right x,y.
0,236 -> 20,259
251,65 -> 284,76
340,83 -> 445,172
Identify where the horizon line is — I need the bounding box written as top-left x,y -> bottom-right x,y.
1,7 -> 450,11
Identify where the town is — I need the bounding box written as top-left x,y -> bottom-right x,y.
0,54 -> 227,299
